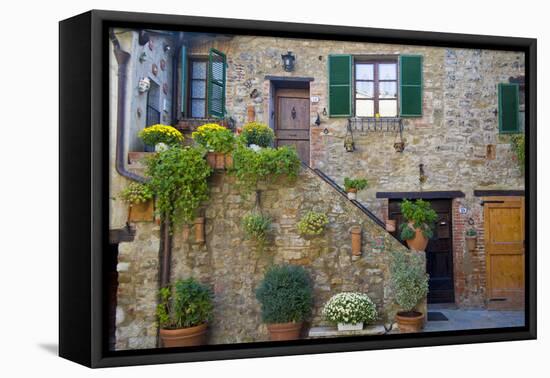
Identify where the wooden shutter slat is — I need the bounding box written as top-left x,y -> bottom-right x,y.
498,83 -> 520,134
399,55 -> 423,117
208,48 -> 226,118
328,55 -> 352,117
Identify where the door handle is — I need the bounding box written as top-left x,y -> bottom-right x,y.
289,133 -> 297,137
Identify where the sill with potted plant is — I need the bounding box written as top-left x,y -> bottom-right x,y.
398,199 -> 438,252
343,177 -> 368,200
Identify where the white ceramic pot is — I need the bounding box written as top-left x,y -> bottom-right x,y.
337,322 -> 363,331
347,191 -> 357,200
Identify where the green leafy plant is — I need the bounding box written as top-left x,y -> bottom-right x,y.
322,292 -> 378,326
230,145 -> 301,195
240,122 -> 275,147
192,123 -> 236,153
156,278 -> 214,329
343,177 -> 368,192
242,212 -> 271,246
390,251 -> 429,313
138,124 -> 184,147
510,134 -> 525,173
296,211 -> 329,236
146,146 -> 212,228
118,182 -> 154,204
399,199 -> 438,240
466,228 -> 477,237
255,265 -> 313,324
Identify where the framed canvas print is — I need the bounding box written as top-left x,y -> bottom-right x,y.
59,10 -> 536,368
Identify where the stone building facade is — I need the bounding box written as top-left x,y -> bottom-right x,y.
109,28 -> 525,350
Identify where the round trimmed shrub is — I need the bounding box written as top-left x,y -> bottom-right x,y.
322,292 -> 378,325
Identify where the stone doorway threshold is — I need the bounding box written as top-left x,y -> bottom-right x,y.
424,303 -> 525,332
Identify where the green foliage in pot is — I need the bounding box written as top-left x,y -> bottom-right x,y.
510,134 -> 525,173
297,211 -> 329,236
466,228 -> 477,237
343,177 -> 368,192
138,124 -> 184,147
119,182 -> 154,204
146,146 -> 212,228
192,123 -> 236,153
240,122 -> 275,147
156,278 -> 214,329
256,264 -> 313,324
231,145 -> 301,195
389,251 -> 429,313
322,292 -> 378,326
242,212 -> 271,246
399,199 -> 438,240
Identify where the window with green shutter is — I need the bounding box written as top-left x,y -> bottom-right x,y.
328,55 -> 352,117
498,83 -> 520,134
399,55 -> 423,117
208,48 -> 226,118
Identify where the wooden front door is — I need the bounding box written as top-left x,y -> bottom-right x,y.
389,199 -> 454,303
484,196 -> 525,309
275,88 -> 310,165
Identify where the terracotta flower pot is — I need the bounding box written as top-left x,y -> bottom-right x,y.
347,188 -> 357,200
465,236 -> 477,252
194,217 -> 205,244
385,219 -> 396,232
206,152 -> 232,169
128,200 -> 154,222
395,311 -> 424,333
159,323 -> 208,347
266,322 -> 303,341
405,223 -> 429,251
350,226 -> 362,257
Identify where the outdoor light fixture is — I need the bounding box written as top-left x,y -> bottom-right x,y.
315,113 -> 321,126
281,51 -> 296,72
163,44 -> 172,54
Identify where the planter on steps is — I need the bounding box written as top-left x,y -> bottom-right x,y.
128,200 -> 154,222
206,152 -> 233,170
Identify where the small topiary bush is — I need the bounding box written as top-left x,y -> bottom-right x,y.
240,122 -> 275,147
322,292 -> 378,326
297,211 -> 329,236
389,251 -> 429,313
156,278 -> 214,329
255,265 -> 313,324
138,124 -> 184,147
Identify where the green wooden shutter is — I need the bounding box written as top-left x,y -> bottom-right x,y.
498,83 -> 520,133
328,55 -> 352,117
208,48 -> 226,118
180,45 -> 187,116
399,55 -> 423,117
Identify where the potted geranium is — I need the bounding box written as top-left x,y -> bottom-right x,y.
343,178 -> 368,200
390,251 -> 429,333
240,122 -> 275,148
119,182 -> 154,222
465,228 -> 477,252
192,123 -> 236,169
156,278 -> 214,347
255,265 -> 313,341
297,211 -> 329,237
322,292 -> 378,331
138,124 -> 184,152
399,199 -> 438,251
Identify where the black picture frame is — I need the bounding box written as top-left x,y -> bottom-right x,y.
59,9 -> 537,368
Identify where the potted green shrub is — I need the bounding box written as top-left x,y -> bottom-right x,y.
390,251 -> 429,333
322,292 -> 378,331
255,265 -> 313,341
399,199 -> 438,251
192,123 -> 236,169
240,122 -> 275,148
343,178 -> 368,200
138,124 -> 184,152
119,182 -> 154,222
465,228 -> 477,252
156,278 -> 214,347
242,212 -> 271,250
297,211 -> 329,237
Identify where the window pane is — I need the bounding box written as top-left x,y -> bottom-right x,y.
356,100 -> 374,117
379,100 -> 397,117
192,61 -> 207,79
355,64 -> 374,80
191,80 -> 206,99
379,63 -> 397,80
191,99 -> 206,118
356,81 -> 374,99
379,82 -> 397,98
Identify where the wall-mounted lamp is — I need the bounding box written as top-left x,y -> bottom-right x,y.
322,107 -> 328,116
419,163 -> 428,184
281,51 -> 296,72
315,113 -> 321,126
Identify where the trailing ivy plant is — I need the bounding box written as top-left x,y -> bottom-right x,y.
510,134 -> 525,173
118,182 -> 154,205
242,212 -> 271,248
399,199 -> 437,240
146,146 -> 212,228
389,251 -> 429,313
230,145 -> 301,196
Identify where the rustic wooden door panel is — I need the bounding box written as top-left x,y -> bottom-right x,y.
484,196 -> 525,309
275,88 -> 310,165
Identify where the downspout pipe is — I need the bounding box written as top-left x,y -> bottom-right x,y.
109,30 -> 146,183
